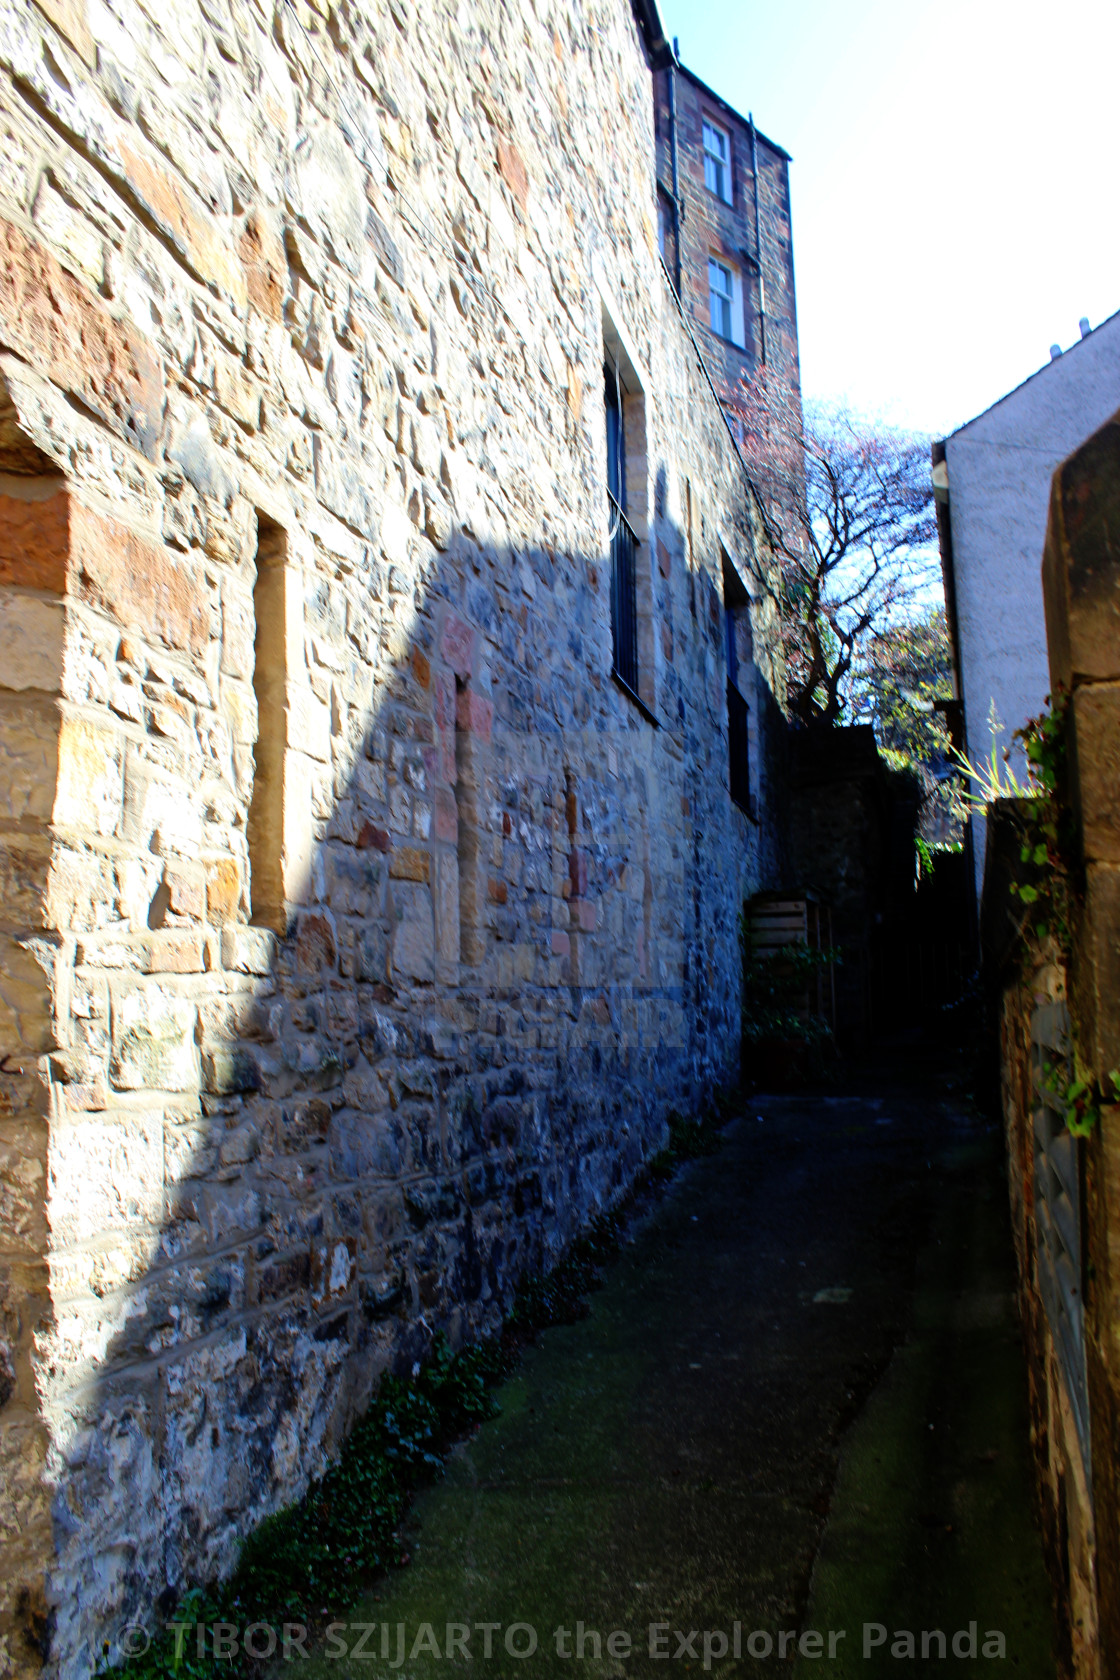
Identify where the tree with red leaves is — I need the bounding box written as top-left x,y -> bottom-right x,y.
737,369 -> 939,726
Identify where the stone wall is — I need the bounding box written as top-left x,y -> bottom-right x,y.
983,807 -> 1098,1680
989,410 -> 1120,1679
652,64 -> 799,436
0,0 -> 788,1674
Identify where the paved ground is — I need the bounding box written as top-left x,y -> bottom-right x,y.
315,1054 -> 1057,1678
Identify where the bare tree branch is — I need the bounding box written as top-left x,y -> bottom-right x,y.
736,374 -> 939,725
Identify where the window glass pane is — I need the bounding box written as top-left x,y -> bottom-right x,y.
703,122 -> 730,202
708,261 -> 733,338
604,364 -> 624,511
703,121 -> 727,162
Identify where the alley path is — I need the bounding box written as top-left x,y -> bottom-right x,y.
321,1060 -> 1056,1677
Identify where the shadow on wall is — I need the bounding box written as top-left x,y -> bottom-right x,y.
0,377 -> 780,1677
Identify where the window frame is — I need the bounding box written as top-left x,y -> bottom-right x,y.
598,296 -> 659,726
707,258 -> 746,350
708,259 -> 734,340
604,360 -> 640,701
722,552 -> 755,817
702,119 -> 732,204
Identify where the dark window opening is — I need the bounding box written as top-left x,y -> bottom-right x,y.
723,554 -> 753,815
605,362 -> 639,698
727,681 -> 751,812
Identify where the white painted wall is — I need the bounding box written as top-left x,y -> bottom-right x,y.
942,309 -> 1120,892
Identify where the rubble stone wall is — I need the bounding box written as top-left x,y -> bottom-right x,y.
0,0 -> 787,1674
990,910 -> 1099,1679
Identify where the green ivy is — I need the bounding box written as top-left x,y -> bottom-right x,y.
101,1334 -> 503,1680
1040,1061 -> 1120,1138
101,1098 -> 734,1680
1005,690 -> 1073,948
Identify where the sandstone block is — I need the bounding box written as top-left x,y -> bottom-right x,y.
455,687 -> 493,742
1069,682 -> 1120,864
1042,417 -> 1120,689
117,143 -> 247,312
441,614 -> 475,678
221,926 -> 277,975
389,845 -> 431,883
48,1113 -> 164,1248
239,208 -> 286,322
433,849 -> 460,970
391,883 -> 434,982
288,686 -> 332,762
0,696 -> 59,824
54,715 -> 123,839
0,219 -> 161,457
357,821 -> 392,852
70,500 -> 209,658
0,487 -> 69,594
205,858 -> 242,925
432,787 -> 458,843
145,932 -> 204,974
0,589 -> 64,692
496,140 -> 529,213
110,988 -> 197,1092
411,647 -> 430,688
0,1130 -> 47,1254
294,911 -> 337,974
165,868 -> 204,922
0,839 -> 50,926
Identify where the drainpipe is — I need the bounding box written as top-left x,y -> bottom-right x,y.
668,39 -> 682,299
749,113 -> 767,367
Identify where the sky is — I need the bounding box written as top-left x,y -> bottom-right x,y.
658,0 -> 1120,440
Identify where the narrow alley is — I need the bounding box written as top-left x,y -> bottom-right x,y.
315,1053 -> 1056,1677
